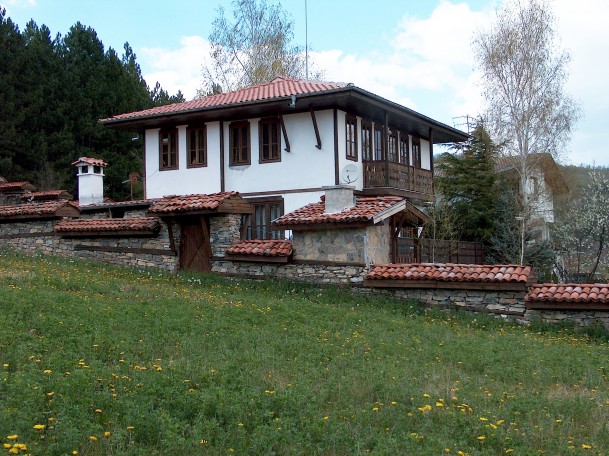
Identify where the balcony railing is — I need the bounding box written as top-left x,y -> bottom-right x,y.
363,160 -> 433,197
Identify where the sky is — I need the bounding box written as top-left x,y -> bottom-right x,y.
3,0 -> 608,166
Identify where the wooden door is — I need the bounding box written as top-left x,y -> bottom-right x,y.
179,216 -> 212,272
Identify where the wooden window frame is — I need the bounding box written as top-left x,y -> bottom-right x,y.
399,133 -> 409,165
345,115 -> 358,161
229,121 -> 251,166
388,129 -> 398,163
258,117 -> 281,163
361,121 -> 372,161
159,129 -> 178,170
187,125 -> 207,168
243,196 -> 285,240
373,124 -> 384,161
412,136 -> 422,168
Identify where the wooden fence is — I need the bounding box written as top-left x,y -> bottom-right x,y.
396,238 -> 484,264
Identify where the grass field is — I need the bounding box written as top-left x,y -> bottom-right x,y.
1,251 -> 608,455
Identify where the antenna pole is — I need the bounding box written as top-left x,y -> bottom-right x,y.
305,0 -> 309,79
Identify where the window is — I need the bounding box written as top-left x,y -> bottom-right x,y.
361,121 -> 372,161
388,130 -> 398,163
160,129 -> 178,170
187,125 -> 207,167
373,124 -> 384,160
259,117 -> 281,163
244,197 -> 284,240
412,136 -> 421,168
80,166 -> 88,174
230,121 -> 250,166
345,115 -> 358,161
93,165 -> 101,174
399,133 -> 409,165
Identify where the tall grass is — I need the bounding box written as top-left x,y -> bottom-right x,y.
1,251 -> 608,455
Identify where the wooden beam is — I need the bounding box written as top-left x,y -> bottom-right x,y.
279,115 -> 290,152
310,108 -> 322,149
224,254 -> 290,263
220,120 -> 225,192
333,108 -> 339,185
166,219 -> 177,253
0,231 -> 56,239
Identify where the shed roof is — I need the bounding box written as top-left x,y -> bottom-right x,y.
148,192 -> 252,216
0,201 -> 80,220
54,217 -> 160,236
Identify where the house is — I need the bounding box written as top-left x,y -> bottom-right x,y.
495,153 -> 567,242
101,77 -> 468,241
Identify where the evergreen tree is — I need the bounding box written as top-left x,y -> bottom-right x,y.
435,121 -> 499,244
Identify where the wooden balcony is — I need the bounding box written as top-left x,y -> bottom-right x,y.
363,160 -> 433,200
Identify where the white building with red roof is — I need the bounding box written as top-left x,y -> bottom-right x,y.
101,76 -> 467,242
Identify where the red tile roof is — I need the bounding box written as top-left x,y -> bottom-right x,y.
148,192 -> 245,215
54,217 -> 160,234
71,157 -> 108,167
526,284 -> 609,303
101,77 -> 346,122
0,181 -> 37,192
21,190 -> 72,202
0,201 -> 79,218
273,196 -> 405,227
366,263 -> 532,283
226,240 -> 293,257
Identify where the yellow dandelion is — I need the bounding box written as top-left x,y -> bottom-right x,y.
33,424 -> 45,430
8,448 -> 18,455
582,444 -> 592,449
95,409 -> 102,413
200,439 -> 208,445
423,393 -> 430,398
477,436 -> 486,441
2,364 -> 8,368
435,402 -> 444,407
505,450 -> 514,454
3,444 -> 11,449
43,369 -> 52,374
89,436 -> 97,442
126,426 -> 134,430
6,435 -> 18,441
72,451 -> 78,455
103,431 -> 111,438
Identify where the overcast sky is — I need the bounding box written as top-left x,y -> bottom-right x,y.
4,0 -> 608,166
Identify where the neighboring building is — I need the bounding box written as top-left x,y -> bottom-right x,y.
495,153 -> 567,242
101,77 -> 468,240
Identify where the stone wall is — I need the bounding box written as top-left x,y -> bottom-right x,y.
212,259 -> 367,284
210,214 -> 242,257
292,224 -> 390,265
0,218 -> 179,272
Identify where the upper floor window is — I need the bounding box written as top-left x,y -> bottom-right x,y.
388,130 -> 398,163
373,124 -> 384,160
187,125 -> 207,168
259,117 -> 281,163
159,129 -> 178,170
412,136 -> 421,168
361,121 -> 372,161
399,133 -> 409,165
230,121 -> 250,166
345,115 -> 358,161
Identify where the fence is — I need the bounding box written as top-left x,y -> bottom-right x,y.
396,238 -> 484,264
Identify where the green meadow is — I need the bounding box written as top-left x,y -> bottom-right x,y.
1,251 -> 608,455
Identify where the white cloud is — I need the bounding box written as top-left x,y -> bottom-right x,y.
140,35 -> 212,100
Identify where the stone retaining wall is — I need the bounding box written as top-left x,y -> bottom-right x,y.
0,218 -> 179,272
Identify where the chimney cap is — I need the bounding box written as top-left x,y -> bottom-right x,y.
72,157 -> 108,167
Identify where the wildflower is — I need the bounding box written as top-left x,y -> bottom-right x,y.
2,364 -> 8,368
89,436 -> 97,442
505,450 -> 514,454
6,435 -> 18,441
423,393 -> 430,398
126,426 -> 134,430
33,424 -> 45,430
72,451 -> 79,455
322,416 -> 329,421
200,439 -> 208,445
582,444 -> 592,449
8,448 -> 18,455
43,370 -> 52,374
47,392 -> 54,397
435,402 -> 444,407
477,436 -> 486,441
103,431 -> 111,438
3,444 -> 11,449
95,409 -> 102,413
391,401 -> 397,406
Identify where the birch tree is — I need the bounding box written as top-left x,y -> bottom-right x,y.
473,0 -> 580,264
198,0 -> 317,95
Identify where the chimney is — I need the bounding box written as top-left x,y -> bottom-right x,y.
72,157 -> 108,206
323,185 -> 355,214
